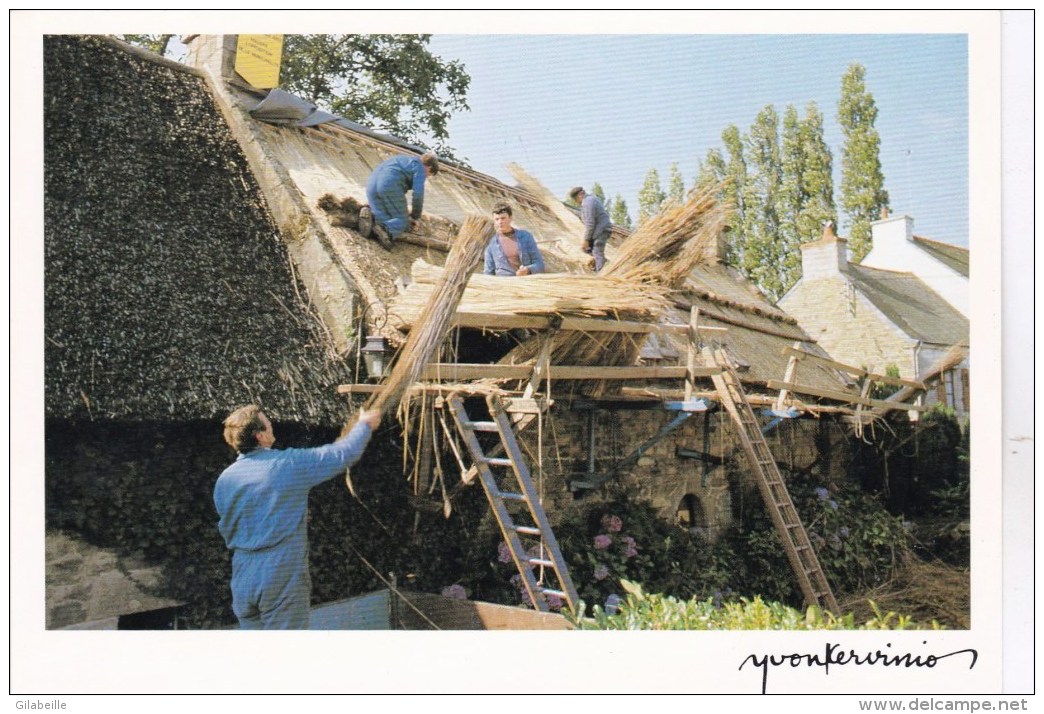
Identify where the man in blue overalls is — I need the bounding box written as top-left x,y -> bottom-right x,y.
361,152 -> 440,250
214,405 -> 382,629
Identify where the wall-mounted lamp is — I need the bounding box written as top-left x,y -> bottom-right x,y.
361,335 -> 391,380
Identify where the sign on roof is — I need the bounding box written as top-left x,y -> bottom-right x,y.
235,35 -> 283,89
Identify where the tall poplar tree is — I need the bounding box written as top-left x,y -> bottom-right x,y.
638,168 -> 666,224
796,101 -> 836,244
741,105 -> 784,300
610,194 -> 633,229
838,63 -> 889,261
667,162 -> 686,205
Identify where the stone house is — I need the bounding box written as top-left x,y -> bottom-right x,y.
778,223 -> 970,421
42,34 -> 892,626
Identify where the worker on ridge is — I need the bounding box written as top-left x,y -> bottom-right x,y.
360,152 -> 440,250
568,186 -> 613,272
214,405 -> 382,629
483,201 -> 546,277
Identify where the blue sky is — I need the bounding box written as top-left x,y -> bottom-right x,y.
427,33 -> 969,247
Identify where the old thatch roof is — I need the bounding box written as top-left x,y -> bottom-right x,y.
44,35 -> 353,424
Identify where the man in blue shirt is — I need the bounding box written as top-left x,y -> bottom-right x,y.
214,405 -> 382,629
361,152 -> 440,250
569,186 -> 613,272
483,201 -> 546,277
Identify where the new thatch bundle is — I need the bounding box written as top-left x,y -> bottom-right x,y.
499,185 -> 731,385
365,214 -> 494,419
387,259 -> 672,331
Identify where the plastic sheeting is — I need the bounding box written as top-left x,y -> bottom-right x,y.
249,87 -> 425,154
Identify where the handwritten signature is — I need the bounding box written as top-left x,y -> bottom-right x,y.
739,642 -> 978,693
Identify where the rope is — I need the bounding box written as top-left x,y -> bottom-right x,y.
344,540 -> 442,630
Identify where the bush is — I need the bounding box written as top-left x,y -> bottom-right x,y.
566,580 -> 942,631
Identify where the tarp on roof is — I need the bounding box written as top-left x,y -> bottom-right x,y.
249,87 -> 426,153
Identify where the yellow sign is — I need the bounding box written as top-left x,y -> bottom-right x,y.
234,35 -> 283,89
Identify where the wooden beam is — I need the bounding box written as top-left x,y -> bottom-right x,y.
774,341 -> 804,412
442,311 -> 728,335
780,346 -> 926,390
766,380 -> 926,411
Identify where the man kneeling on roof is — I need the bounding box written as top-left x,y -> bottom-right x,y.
361,151 -> 439,250
214,405 -> 382,629
483,201 -> 546,277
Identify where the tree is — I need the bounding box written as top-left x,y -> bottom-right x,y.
117,34 -> 471,157
637,168 -> 666,224
720,125 -> 748,266
610,194 -> 633,230
280,35 -> 470,155
838,63 -> 888,261
740,105 -> 783,300
116,34 -> 176,57
796,101 -> 836,245
592,182 -> 607,204
777,102 -> 836,294
667,162 -> 686,205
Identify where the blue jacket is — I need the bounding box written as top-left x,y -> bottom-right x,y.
483,229 -> 546,276
580,194 -> 612,245
214,422 -> 373,554
368,155 -> 427,219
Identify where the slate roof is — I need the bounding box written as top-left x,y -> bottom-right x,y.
847,264 -> 969,346
912,235 -> 970,277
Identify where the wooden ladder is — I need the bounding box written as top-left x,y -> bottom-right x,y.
704,346 -> 840,614
445,393 -> 579,614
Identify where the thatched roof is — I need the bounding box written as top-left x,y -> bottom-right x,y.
44,35 -> 353,424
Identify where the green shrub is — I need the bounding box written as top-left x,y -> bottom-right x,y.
566,580 -> 942,631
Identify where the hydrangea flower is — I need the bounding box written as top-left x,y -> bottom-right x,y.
827,499 -> 839,511
593,534 -> 612,550
815,487 -> 830,500
839,526 -> 850,539
593,564 -> 609,581
546,593 -> 563,612
441,584 -> 467,600
601,514 -> 624,533
497,541 -> 513,564
604,594 -> 623,615
622,535 -> 638,558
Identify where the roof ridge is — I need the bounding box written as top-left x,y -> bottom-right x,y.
912,234 -> 969,253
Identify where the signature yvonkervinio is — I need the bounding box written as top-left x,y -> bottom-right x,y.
739,642 -> 978,694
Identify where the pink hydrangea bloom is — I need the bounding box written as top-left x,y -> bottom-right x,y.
546,593 -> 563,611
593,564 -> 609,581
601,514 -> 623,533
497,542 -> 513,564
593,534 -> 612,550
622,535 -> 638,558
441,584 -> 467,600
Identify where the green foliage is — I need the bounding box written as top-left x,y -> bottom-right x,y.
566,581 -> 941,630
592,182 -> 607,204
279,34 -> 470,156
115,34 -> 176,57
610,193 -> 633,229
740,105 -> 784,300
637,168 -> 666,224
667,162 -> 686,205
838,63 -> 889,261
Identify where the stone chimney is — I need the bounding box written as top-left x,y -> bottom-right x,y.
798,221 -> 848,278
870,213 -> 914,252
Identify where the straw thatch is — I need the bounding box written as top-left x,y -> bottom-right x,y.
387,259 -> 672,331
365,215 -> 494,419
44,35 -> 353,425
495,185 -> 731,392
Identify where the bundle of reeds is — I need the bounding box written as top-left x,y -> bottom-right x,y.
499,185 -> 731,384
388,259 -> 672,330
364,214 -> 494,419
